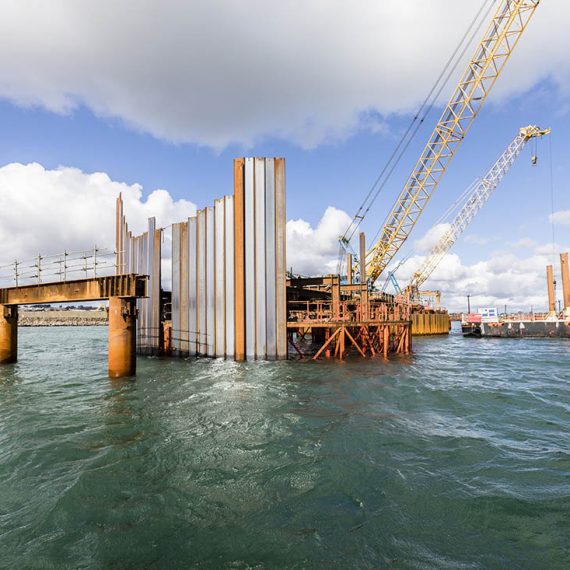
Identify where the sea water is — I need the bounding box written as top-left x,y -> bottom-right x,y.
1,325 -> 569,568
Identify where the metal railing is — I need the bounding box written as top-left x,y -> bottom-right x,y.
287,299 -> 411,325
0,247 -> 120,287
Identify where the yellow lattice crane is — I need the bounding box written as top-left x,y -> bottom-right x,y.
408,125 -> 550,295
364,0 -> 541,284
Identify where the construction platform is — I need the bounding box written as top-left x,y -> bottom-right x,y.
286,276 -> 411,360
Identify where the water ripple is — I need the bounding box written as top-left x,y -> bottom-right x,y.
1,325 -> 569,568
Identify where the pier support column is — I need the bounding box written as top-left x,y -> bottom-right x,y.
108,297 -> 136,378
560,253 -> 570,317
546,264 -> 556,317
0,304 -> 17,364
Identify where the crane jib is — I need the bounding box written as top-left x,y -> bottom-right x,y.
365,0 -> 541,284
408,126 -> 550,293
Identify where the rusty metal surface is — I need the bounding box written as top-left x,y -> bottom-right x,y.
115,196 -> 161,354
411,312 -> 450,335
275,158 -> 287,359
0,274 -> 147,306
547,264 -> 556,314
561,253 -> 570,310
108,297 -> 137,378
233,160 -> 246,361
0,305 -> 18,363
287,299 -> 411,326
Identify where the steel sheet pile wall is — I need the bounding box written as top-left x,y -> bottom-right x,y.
170,157 -> 286,360
115,158 -> 286,361
116,195 -> 162,354
238,157 -> 287,359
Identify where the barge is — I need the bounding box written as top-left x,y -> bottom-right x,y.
461,253 -> 570,339
480,317 -> 570,338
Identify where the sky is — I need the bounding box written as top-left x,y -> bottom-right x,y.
0,0 -> 569,312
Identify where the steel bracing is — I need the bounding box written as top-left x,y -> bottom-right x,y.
365,0 -> 540,283
409,125 -> 550,291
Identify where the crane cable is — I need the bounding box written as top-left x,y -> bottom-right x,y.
337,0 -> 496,271
549,134 -> 556,264
366,0 -> 498,250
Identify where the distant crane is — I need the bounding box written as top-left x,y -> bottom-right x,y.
361,0 -> 540,284
381,271 -> 403,295
408,125 -> 550,294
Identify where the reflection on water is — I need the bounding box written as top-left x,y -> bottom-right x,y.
1,325 -> 569,568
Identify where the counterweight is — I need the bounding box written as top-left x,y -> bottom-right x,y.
409,125 -> 550,291
365,0 -> 541,283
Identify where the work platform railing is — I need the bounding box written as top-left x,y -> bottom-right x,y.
286,292 -> 412,361
0,247 -> 119,287
287,299 -> 411,325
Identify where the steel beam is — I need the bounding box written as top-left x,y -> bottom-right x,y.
0,275 -> 147,306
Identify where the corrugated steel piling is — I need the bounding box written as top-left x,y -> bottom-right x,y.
119,157 -> 287,361
115,199 -> 162,354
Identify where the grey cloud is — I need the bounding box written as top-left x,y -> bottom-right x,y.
0,0 -> 567,149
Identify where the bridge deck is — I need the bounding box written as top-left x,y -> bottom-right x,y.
0,274 -> 147,305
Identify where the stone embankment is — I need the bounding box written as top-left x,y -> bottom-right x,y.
19,310 -> 108,327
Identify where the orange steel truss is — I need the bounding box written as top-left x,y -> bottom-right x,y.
287,293 -> 411,361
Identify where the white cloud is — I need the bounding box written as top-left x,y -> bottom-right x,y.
413,223 -> 451,253
0,163 -> 196,278
550,210 -> 570,227
0,165 -> 348,286
508,238 -> 537,250
287,206 -> 352,275
0,1 -> 567,149
392,240 -> 570,312
464,234 -> 490,246
286,207 -> 570,311
1,164 -> 567,314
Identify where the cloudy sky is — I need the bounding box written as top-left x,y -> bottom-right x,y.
0,0 -> 569,311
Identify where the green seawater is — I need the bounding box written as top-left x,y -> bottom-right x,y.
1,324 -> 569,569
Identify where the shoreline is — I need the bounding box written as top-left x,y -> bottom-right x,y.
18,310 -> 108,327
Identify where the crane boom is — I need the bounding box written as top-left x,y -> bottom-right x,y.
409,125 -> 550,291
365,0 -> 540,284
